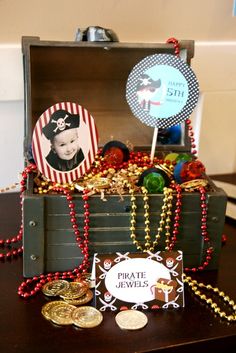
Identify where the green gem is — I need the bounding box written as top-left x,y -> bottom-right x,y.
143,172 -> 165,193
176,153 -> 192,163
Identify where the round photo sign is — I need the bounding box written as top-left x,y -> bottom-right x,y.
126,54 -> 199,128
32,102 -> 98,183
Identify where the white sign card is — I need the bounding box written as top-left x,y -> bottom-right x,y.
95,251 -> 184,311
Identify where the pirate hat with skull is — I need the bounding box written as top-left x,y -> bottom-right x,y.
42,109 -> 80,141
136,74 -> 161,91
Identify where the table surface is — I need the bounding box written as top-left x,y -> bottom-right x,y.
1,192 -> 236,353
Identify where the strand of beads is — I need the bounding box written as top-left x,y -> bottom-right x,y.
166,37 -> 180,56
129,186 -> 151,252
184,274 -> 236,322
186,118 -> 197,157
184,186 -> 213,273
129,186 -> 153,252
168,183 -> 182,251
142,186 -> 152,250
153,187 -> 173,251
0,181 -> 19,193
0,225 -> 23,260
129,186 -> 174,253
18,186 -> 90,298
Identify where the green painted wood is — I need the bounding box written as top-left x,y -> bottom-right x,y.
23,196 -> 45,277
46,243 -> 82,259
45,258 -> 83,273
46,211 -> 203,230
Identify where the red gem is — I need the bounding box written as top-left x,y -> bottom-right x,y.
104,147 -> 124,165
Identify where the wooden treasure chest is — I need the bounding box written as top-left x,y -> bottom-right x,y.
21,36 -> 227,278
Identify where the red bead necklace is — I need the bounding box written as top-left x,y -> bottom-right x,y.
0,225 -> 23,260
170,183 -> 213,272
184,186 -> 213,273
166,37 -> 180,56
168,183 -> 182,251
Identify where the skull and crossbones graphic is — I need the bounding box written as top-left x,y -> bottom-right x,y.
166,257 -> 175,268
103,258 -> 112,270
51,114 -> 71,133
99,292 -> 117,311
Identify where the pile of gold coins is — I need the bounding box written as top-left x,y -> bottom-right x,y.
41,279 -> 103,328
41,279 -> 149,330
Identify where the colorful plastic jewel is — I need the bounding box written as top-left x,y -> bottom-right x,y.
164,153 -> 179,162
104,146 -> 124,165
174,160 -> 206,184
176,153 -> 193,163
102,140 -> 130,166
143,172 -> 165,193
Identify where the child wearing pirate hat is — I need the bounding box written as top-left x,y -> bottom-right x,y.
42,109 -> 85,172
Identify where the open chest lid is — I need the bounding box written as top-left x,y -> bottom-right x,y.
22,36 -> 195,161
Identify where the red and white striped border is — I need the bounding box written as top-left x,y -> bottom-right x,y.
32,102 -> 98,183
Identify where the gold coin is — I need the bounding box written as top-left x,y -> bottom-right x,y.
115,310 -> 148,330
180,179 -> 208,191
60,281 -> 88,300
42,280 -> 70,296
72,306 -> 103,328
88,178 -> 110,189
41,300 -> 64,320
49,302 -> 76,325
64,289 -> 93,306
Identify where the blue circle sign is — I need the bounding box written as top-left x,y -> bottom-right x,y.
126,54 -> 199,128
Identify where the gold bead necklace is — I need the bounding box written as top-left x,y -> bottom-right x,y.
184,274 -> 236,322
0,182 -> 19,193
129,186 -> 174,252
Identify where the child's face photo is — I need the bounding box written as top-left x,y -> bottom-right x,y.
52,128 -> 79,160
